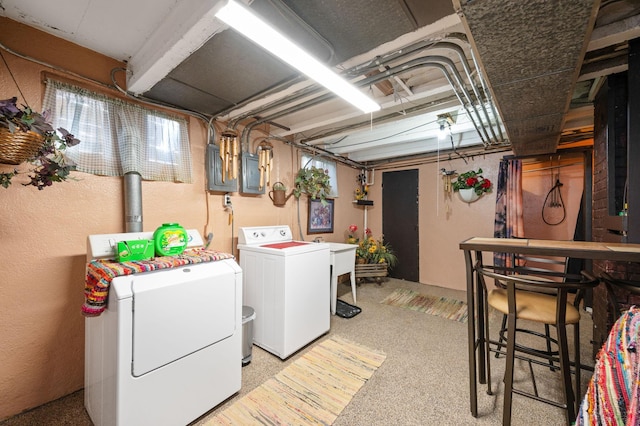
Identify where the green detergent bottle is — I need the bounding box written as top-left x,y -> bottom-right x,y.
153,223 -> 188,256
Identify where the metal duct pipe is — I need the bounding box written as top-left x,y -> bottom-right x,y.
357,41 -> 502,144
124,172 -> 143,232
227,35 -> 486,124
430,42 -> 502,142
241,58 -> 490,147
265,135 -> 367,169
223,33 -> 505,160
226,35 -> 465,127
300,95 -> 460,144
235,37 -> 505,146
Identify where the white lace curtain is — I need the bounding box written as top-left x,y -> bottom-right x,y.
43,79 -> 193,183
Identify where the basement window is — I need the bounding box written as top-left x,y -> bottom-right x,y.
43,79 -> 193,183
301,153 -> 338,198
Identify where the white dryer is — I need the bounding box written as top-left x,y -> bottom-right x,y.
84,230 -> 242,426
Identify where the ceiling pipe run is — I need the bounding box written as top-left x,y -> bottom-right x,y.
229,36 -> 505,154
299,95 -> 460,144
239,56 -> 503,150
225,35 -> 479,127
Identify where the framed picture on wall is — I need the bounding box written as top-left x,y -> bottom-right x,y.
307,198 -> 334,234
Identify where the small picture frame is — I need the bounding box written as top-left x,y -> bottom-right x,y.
307,198 -> 334,234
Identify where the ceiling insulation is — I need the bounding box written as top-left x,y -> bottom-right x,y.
453,0 -> 601,156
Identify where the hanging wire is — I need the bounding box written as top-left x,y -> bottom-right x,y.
448,120 -> 468,164
0,50 -> 30,107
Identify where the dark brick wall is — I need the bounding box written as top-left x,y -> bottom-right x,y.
591,78 -> 611,353
591,74 -> 640,355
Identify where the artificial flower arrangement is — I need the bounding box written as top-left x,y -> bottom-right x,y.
452,168 -> 492,196
346,224 -> 398,268
0,97 -> 80,190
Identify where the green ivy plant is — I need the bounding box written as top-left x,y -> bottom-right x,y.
292,166 -> 331,204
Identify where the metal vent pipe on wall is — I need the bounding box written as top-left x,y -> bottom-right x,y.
124,172 -> 143,232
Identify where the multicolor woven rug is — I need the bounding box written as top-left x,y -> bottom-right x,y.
206,336 -> 386,425
380,288 -> 468,323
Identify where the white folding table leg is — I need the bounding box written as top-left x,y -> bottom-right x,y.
350,270 -> 357,304
330,266 -> 338,315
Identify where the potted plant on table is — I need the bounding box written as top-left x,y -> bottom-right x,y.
452,168 -> 492,203
0,97 -> 80,190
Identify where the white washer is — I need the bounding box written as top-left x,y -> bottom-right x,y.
84,230 -> 242,426
238,225 -> 330,359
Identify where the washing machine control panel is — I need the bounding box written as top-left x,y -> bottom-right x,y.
238,225 -> 293,245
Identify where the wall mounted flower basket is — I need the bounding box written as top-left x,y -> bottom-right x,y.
452,168 -> 492,203
458,187 -> 481,203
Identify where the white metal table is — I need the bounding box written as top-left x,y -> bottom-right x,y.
328,243 -> 357,314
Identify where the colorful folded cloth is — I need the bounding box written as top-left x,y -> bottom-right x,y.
576,306 -> 640,425
82,248 -> 234,317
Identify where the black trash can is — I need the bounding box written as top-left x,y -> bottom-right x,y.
242,306 -> 255,366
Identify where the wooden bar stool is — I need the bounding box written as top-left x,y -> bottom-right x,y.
475,265 -> 599,425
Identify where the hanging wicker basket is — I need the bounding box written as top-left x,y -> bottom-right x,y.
0,127 -> 44,165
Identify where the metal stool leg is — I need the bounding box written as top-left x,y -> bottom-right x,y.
503,309 -> 517,426
573,322 -> 581,415
557,316 -> 576,423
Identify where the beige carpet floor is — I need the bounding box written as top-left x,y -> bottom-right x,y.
1,278 -> 595,426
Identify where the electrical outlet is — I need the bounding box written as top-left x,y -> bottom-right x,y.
224,194 -> 231,206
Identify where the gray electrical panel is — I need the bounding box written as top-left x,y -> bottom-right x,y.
240,152 -> 265,194
206,144 -> 237,192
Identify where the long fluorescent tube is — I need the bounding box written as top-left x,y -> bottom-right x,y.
215,0 -> 380,114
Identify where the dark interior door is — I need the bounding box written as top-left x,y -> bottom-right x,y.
382,170 -> 419,282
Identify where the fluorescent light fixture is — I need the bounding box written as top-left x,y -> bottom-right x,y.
215,0 -> 380,114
